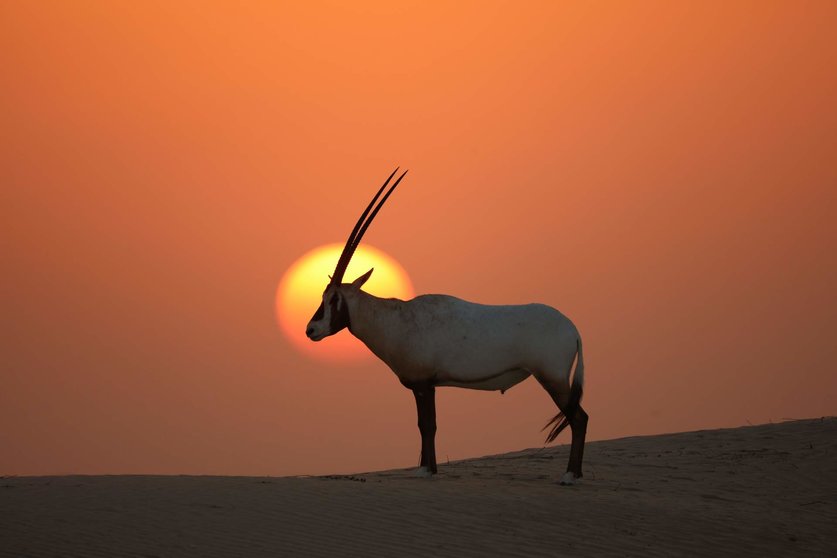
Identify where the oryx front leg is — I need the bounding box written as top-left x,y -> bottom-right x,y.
411,383 -> 437,476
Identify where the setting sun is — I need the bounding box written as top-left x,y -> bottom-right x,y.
276,244 -> 414,362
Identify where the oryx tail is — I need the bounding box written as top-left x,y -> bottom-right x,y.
543,338 -> 585,443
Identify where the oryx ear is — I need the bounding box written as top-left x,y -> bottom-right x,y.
350,268 -> 374,289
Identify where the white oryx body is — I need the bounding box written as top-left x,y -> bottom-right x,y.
343,290 -> 582,395
303,168 -> 588,484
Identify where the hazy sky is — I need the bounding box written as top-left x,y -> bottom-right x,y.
2,2 -> 835,476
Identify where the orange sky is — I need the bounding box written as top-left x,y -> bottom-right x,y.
2,2 -> 835,476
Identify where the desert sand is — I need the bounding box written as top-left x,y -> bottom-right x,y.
2,417 -> 834,557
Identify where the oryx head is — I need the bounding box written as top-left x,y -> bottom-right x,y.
305,168 -> 408,342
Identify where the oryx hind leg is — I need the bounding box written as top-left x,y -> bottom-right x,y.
536,375 -> 587,485
565,404 -> 588,484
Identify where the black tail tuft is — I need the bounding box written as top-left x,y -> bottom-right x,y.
541,383 -> 584,444
542,412 -> 571,443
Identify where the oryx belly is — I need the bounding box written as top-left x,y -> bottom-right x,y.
435,368 -> 531,391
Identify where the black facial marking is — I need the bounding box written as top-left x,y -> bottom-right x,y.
311,302 -> 324,321
328,291 -> 351,333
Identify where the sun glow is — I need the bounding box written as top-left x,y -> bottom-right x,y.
276,244 -> 414,362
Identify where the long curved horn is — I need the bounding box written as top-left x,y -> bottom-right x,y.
331,167 -> 397,283
330,168 -> 408,285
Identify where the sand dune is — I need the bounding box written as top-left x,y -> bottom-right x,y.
2,418 -> 835,557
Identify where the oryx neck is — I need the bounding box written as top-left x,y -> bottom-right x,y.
344,289 -> 402,351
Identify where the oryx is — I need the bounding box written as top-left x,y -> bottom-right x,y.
305,169 -> 587,484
